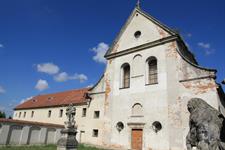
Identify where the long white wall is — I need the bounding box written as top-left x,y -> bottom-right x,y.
13,93 -> 106,147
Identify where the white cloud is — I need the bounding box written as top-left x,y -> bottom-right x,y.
0,86 -> 6,94
72,74 -> 88,83
187,33 -> 192,37
35,79 -> 49,91
86,84 -> 94,88
20,96 -> 33,104
1,100 -> 18,117
0,43 -> 4,48
198,42 -> 211,49
197,42 -> 215,55
54,72 -> 69,82
54,72 -> 88,83
37,63 -> 60,75
91,42 -> 109,64
204,49 -> 215,56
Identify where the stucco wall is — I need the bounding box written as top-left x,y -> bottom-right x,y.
100,38 -> 222,150
103,41 -> 170,150
0,120 -> 62,145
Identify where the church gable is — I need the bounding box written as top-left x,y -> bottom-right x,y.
105,7 -> 176,57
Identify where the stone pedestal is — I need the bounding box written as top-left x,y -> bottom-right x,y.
57,128 -> 78,150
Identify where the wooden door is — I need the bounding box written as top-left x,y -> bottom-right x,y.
131,129 -> 143,150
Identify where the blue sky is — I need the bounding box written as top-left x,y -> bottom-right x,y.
0,0 -> 224,116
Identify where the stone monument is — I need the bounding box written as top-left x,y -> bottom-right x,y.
186,98 -> 225,150
57,104 -> 78,150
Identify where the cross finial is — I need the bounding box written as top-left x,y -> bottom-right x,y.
136,0 -> 140,9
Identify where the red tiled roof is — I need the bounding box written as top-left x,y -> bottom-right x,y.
15,88 -> 90,110
0,119 -> 64,128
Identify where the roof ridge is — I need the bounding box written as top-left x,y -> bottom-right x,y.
35,87 -> 89,97
14,88 -> 90,110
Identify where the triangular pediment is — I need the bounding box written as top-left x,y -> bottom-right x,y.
105,7 -> 176,57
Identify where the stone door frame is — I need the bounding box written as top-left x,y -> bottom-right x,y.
127,122 -> 145,150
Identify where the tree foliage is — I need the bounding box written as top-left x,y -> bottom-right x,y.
0,111 -> 6,118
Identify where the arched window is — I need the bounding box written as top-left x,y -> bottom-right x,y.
132,54 -> 142,76
121,63 -> 130,88
147,57 -> 158,84
132,103 -> 143,116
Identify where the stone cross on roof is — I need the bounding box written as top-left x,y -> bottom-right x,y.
136,0 -> 141,9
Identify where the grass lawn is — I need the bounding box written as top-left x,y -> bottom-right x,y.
0,144 -> 105,150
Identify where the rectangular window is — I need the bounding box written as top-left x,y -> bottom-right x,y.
23,112 -> 26,118
31,111 -> 34,118
59,109 -> 63,118
94,111 -> 100,119
82,108 -> 87,117
92,129 -> 98,137
19,112 -> 21,118
48,110 -> 52,118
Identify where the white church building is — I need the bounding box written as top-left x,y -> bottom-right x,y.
13,3 -> 225,150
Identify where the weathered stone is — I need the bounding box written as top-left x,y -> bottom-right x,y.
186,98 -> 225,150
57,104 -> 78,150
57,128 -> 78,150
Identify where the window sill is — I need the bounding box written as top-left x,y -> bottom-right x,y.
131,115 -> 144,118
119,87 -> 130,90
145,83 -> 158,86
131,75 -> 144,78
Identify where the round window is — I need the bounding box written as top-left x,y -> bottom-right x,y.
134,31 -> 141,39
116,122 -> 124,132
152,121 -> 162,133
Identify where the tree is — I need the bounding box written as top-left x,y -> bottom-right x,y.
0,111 -> 6,118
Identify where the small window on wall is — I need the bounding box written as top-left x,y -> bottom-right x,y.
134,31 -> 141,39
94,111 -> 100,119
31,111 -> 34,118
48,110 -> 52,118
23,112 -> 26,118
121,63 -> 130,88
132,103 -> 143,116
82,108 -> 87,117
147,57 -> 158,85
19,112 -> 21,118
92,129 -> 99,137
59,109 -> 63,118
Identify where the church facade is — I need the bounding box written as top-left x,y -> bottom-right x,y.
13,4 -> 225,150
